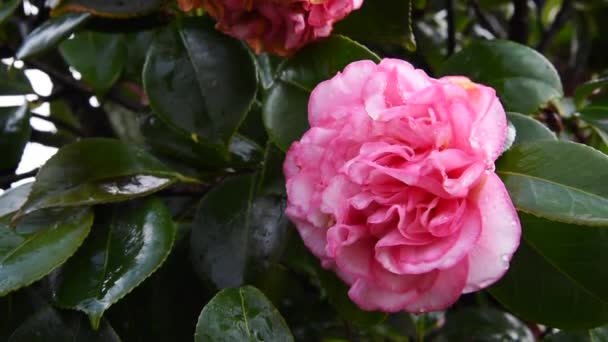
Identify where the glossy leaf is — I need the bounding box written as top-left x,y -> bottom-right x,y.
507,112 -> 556,146
263,35 -> 380,151
52,197 -> 176,329
0,65 -> 32,95
0,0 -> 20,25
0,105 -> 30,171
335,0 -> 416,51
491,213 -> 608,329
496,141 -> 608,226
140,113 -> 263,170
8,306 -> 120,342
105,236 -> 208,342
195,286 -> 294,342
190,175 -> 289,289
0,182 -> 33,219
433,308 -> 534,342
59,31 -> 127,94
317,269 -> 386,327
0,207 -> 93,296
440,40 -> 563,114
16,13 -> 91,59
17,138 -> 189,217
51,0 -> 163,18
574,78 -> 608,108
579,106 -> 608,134
143,18 -> 257,145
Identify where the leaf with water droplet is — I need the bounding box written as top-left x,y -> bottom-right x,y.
143,17 -> 258,146
190,175 -> 289,289
195,286 -> 294,342
0,207 -> 93,296
16,138 -> 193,218
50,197 -> 176,329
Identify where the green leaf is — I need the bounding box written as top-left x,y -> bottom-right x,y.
263,35 -> 380,151
105,236 -> 208,342
0,182 -> 33,219
580,106 -> 608,133
190,175 -> 289,289
51,0 -> 163,18
140,113 -> 263,170
16,13 -> 92,59
439,40 -> 563,114
8,306 -> 120,342
143,18 -> 258,145
17,138 -> 189,217
0,105 -> 31,171
574,78 -> 608,108
335,0 -> 416,51
433,308 -> 534,342
507,112 -> 556,146
59,31 -> 127,95
0,0 -> 20,25
496,141 -> 608,226
0,207 -> 93,296
194,286 -> 294,342
52,197 -> 176,329
0,65 -> 32,95
317,269 -> 386,327
490,213 -> 608,329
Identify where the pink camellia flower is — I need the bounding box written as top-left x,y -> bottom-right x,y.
284,59 -> 521,313
195,0 -> 363,56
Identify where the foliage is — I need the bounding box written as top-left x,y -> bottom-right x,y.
1,0 -> 608,340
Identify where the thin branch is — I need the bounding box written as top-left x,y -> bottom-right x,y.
469,0 -> 504,38
446,0 -> 456,56
0,169 -> 38,189
30,112 -> 85,136
536,0 -> 572,52
508,0 -> 530,43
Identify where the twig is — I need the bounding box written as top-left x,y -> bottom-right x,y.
508,0 -> 530,43
30,112 -> 85,136
536,0 -> 572,52
469,0 -> 504,38
0,169 -> 38,189
446,0 -> 456,56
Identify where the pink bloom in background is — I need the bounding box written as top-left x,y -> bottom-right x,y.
284,59 -> 521,313
197,0 -> 363,56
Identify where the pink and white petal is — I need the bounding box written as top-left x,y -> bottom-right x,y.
468,88 -> 507,162
402,257 -> 469,313
335,239 -> 375,279
348,278 -> 419,312
463,172 -> 521,293
371,260 -> 436,293
309,60 -> 378,127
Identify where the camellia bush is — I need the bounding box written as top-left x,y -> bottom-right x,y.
2,0 -> 608,340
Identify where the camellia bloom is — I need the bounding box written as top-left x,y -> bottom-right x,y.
284,59 -> 521,312
184,0 -> 363,56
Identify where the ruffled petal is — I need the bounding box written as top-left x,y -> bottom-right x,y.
463,172 -> 521,292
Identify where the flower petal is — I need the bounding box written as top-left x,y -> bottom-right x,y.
463,172 -> 521,293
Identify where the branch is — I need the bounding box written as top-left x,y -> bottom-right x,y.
469,0 -> 504,38
0,169 -> 38,189
508,0 -> 530,43
30,112 -> 85,136
446,0 -> 456,56
536,0 -> 572,52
